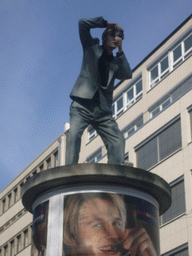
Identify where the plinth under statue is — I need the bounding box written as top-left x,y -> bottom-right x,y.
22,164 -> 171,256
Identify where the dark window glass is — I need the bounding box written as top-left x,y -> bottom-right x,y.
151,65 -> 158,82
173,44 -> 182,62
10,240 -> 15,256
137,137 -> 158,170
184,34 -> 192,53
162,245 -> 188,256
136,119 -> 182,170
160,56 -> 168,73
189,109 -> 192,139
161,180 -> 185,225
136,80 -> 142,94
127,88 -> 133,102
159,119 -> 181,160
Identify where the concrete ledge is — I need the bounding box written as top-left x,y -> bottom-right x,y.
21,163 -> 171,215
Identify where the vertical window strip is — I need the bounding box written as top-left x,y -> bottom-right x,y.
160,179 -> 186,225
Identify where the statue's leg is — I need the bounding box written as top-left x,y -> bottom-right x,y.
93,113 -> 125,164
65,103 -> 90,165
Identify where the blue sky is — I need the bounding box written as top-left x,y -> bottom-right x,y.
0,0 -> 191,190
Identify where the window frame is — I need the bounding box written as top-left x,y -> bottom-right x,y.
10,240 -> 15,256
87,148 -> 102,163
150,96 -> 172,118
136,116 -> 182,170
24,229 -> 29,248
161,243 -> 188,256
149,32 -> 192,89
123,115 -> 143,140
88,126 -> 97,141
17,234 -> 22,253
160,176 -> 186,226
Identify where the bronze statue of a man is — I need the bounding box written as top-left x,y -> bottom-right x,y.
66,17 -> 132,165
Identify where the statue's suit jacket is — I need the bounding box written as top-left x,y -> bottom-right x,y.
70,17 -> 132,112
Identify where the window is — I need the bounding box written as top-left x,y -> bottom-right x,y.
173,33 -> 192,68
124,152 -> 129,162
160,177 -> 186,225
39,164 -> 44,172
54,151 -> 59,167
150,54 -> 170,88
112,78 -> 143,119
2,199 -> 6,213
136,117 -> 182,170
188,107 -> 192,139
112,96 -> 124,119
17,234 -> 22,252
149,74 -> 192,119
88,126 -> 97,141
123,115 -> 143,139
150,96 -> 172,118
149,32 -> 192,88
26,176 -> 30,182
161,243 -> 188,256
47,157 -> 51,169
32,170 -> 37,176
10,240 -> 15,256
87,148 -> 102,163
3,245 -> 8,256
8,193 -> 11,208
24,229 -> 29,247
125,79 -> 143,109
14,188 -> 18,203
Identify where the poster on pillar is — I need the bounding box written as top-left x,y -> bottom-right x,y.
62,192 -> 159,256
31,200 -> 49,256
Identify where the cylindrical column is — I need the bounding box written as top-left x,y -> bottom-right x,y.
22,164 -> 171,256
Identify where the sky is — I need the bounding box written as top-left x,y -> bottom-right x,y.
0,0 -> 191,191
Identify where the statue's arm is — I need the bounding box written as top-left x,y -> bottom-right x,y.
115,52 -> 132,80
78,17 -> 107,49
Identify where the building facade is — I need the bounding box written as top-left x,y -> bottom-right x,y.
0,14 -> 192,256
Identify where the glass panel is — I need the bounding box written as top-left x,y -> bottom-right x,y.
160,56 -> 169,73
184,34 -> 192,53
24,229 -> 29,247
8,194 -> 11,208
111,104 -> 115,116
4,246 -> 8,256
127,87 -> 133,103
173,44 -> 182,62
17,235 -> 21,252
189,110 -> 192,139
136,137 -> 158,170
87,149 -> 102,163
128,127 -> 135,137
136,119 -> 143,129
47,158 -> 51,169
152,107 -> 160,118
2,199 -> 6,213
14,188 -> 18,203
161,180 -> 185,224
172,247 -> 188,256
159,119 -> 182,161
10,240 -> 15,256
54,151 -> 59,167
136,80 -> 142,95
117,97 -> 123,112
150,65 -> 158,82
162,98 -> 171,109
